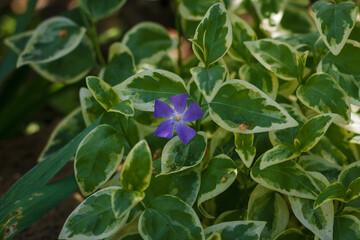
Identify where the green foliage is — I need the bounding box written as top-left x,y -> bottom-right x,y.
2,0 -> 360,239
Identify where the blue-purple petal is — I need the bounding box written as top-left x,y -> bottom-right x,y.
154,119 -> 175,138
182,102 -> 204,122
154,100 -> 174,118
176,123 -> 196,145
170,93 -> 188,114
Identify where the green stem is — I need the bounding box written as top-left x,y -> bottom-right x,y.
174,0 -> 182,73
91,20 -> 106,67
195,94 -> 204,131
335,201 -> 346,215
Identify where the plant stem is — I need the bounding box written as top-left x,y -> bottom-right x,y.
195,94 -> 204,131
91,20 -> 106,67
174,0 -> 182,73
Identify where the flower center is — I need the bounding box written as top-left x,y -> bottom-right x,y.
174,114 -> 182,122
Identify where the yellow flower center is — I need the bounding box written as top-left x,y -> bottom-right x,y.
175,115 -> 182,121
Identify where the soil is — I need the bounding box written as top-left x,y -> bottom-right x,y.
0,119 -> 84,240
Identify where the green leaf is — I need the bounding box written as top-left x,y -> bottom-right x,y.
204,221 -> 266,240
260,143 -> 299,170
251,157 -> 321,199
145,158 -> 201,206
296,73 -> 350,124
38,107 -> 86,162
0,117 -> 100,210
314,182 -> 347,209
247,185 -> 289,239
339,161 -> 360,188
239,63 -> 278,100
197,154 -> 237,218
209,80 -> 298,133
120,140 -> 152,192
190,64 -> 226,102
139,195 -> 205,240
122,22 -> 177,65
288,195 -> 334,240
0,176 -> 76,240
86,76 -> 121,111
280,4 -> 316,34
320,41 -> 360,106
79,88 -> 105,126
251,0 -> 288,31
78,0 -> 126,20
75,124 -> 124,196
191,3 -> 232,66
234,133 -> 256,168
6,31 -> 95,83
312,1 -> 358,55
113,69 -> 187,111
273,229 -> 306,240
109,99 -> 134,116
111,188 -> 145,218
296,114 -> 333,152
161,132 -> 207,174
349,135 -> 360,145
17,17 -> 86,66
179,0 -> 221,20
228,13 -> 257,63
333,215 -> 360,240
59,187 -> 128,239
245,39 -> 305,81
101,42 -> 136,86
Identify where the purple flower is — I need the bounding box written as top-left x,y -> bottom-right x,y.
153,93 -> 204,145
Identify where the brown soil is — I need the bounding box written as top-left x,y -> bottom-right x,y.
0,119 -> 83,240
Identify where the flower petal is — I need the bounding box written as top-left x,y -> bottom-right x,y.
154,100 -> 174,118
176,123 -> 196,145
182,102 -> 204,122
154,119 -> 175,138
170,93 -> 188,114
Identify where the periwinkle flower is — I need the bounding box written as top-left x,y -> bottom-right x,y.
153,93 -> 204,145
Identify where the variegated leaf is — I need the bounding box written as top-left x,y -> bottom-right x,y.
296,73 -> 350,124
333,215 -> 360,240
296,114 -> 333,152
191,3 -> 232,67
204,221 -> 266,240
139,195 -> 205,240
314,182 -> 347,209
319,41 -> 360,106
122,22 -> 177,65
245,39 -> 306,81
145,158 -> 201,206
190,64 -> 226,102
59,187 -> 128,239
6,30 -> 94,83
234,133 -> 256,168
197,154 -> 237,218
209,80 -> 298,133
251,157 -> 321,199
38,107 -> 85,162
101,42 -> 136,86
86,76 -> 134,116
17,17 -> 86,66
312,1 -> 358,55
120,140 -> 152,192
111,188 -> 145,219
239,63 -> 278,100
161,132 -> 207,174
79,88 -> 104,126
247,185 -> 289,239
273,229 -> 306,240
78,0 -> 126,20
288,195 -> 334,240
339,162 -> 360,212
179,0 -> 220,20
75,125 -> 124,196
228,13 -> 257,63
113,69 -> 187,111
251,0 -> 288,31
260,143 -> 299,170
